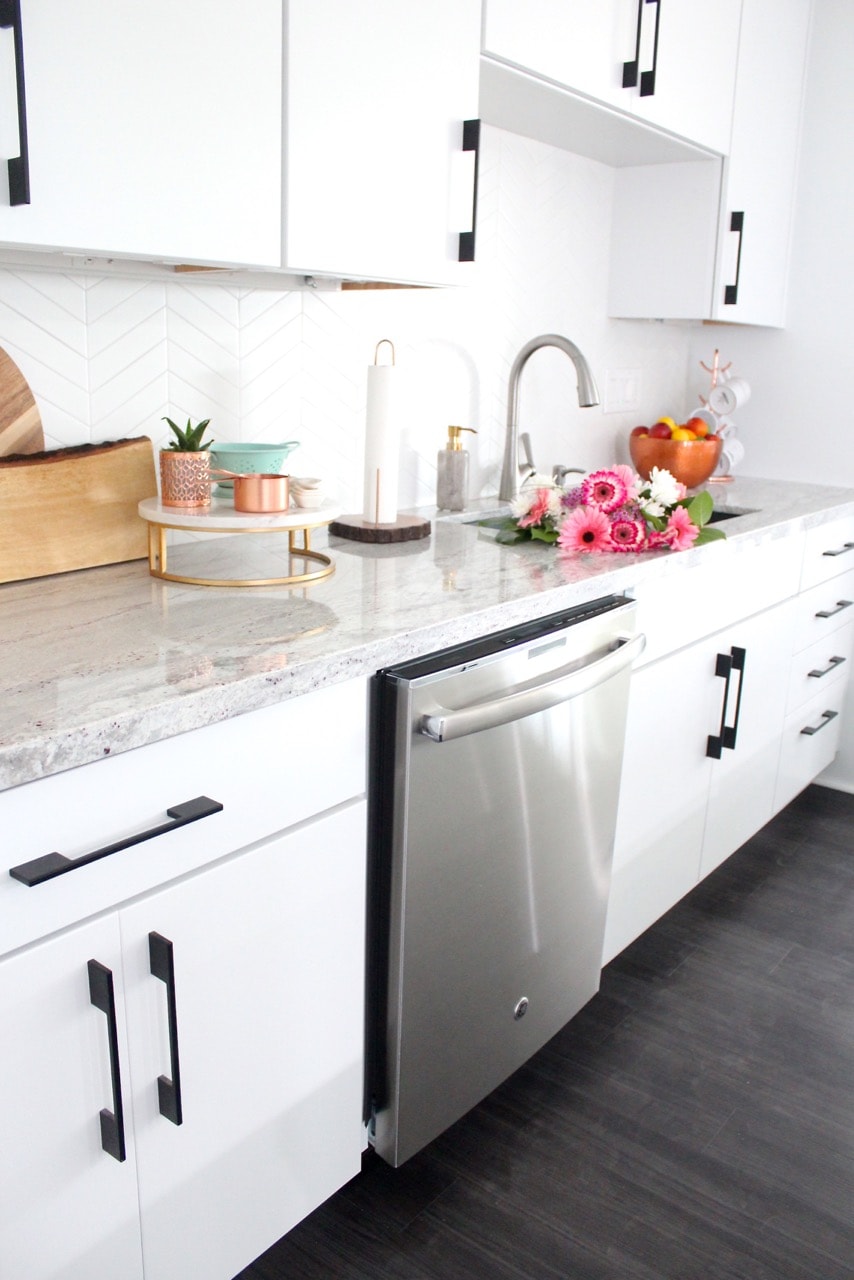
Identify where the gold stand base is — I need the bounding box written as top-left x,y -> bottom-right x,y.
145,522 -> 334,587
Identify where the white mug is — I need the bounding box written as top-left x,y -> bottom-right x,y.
709,377 -> 751,415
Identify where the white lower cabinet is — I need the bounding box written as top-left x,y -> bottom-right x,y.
0,800 -> 366,1280
604,599 -> 794,963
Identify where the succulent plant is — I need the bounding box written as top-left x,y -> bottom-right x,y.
162,416 -> 214,452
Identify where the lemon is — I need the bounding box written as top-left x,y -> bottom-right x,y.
671,427 -> 695,441
655,415 -> 678,431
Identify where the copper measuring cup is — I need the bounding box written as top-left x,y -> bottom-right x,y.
211,469 -> 291,513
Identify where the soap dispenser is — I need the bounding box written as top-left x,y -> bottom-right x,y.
437,425 -> 476,512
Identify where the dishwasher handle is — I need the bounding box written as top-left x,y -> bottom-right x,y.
419,631 -> 646,743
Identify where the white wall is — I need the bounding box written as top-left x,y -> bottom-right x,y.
687,0 -> 854,791
0,126 -> 697,514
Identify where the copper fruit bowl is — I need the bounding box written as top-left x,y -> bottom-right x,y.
629,435 -> 722,489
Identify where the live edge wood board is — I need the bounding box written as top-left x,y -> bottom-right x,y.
0,437 -> 158,584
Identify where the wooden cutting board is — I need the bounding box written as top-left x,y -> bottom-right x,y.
0,437 -> 158,583
0,347 -> 45,456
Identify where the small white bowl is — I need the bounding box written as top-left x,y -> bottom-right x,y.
292,488 -> 325,509
292,476 -> 322,490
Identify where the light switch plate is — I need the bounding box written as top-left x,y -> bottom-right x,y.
603,368 -> 642,414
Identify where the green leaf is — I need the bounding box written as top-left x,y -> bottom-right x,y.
495,526 -> 525,544
694,525 -> 727,545
685,490 -> 714,527
530,526 -> 558,543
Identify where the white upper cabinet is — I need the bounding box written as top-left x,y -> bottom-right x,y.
608,0 -> 813,327
282,0 -> 481,284
0,1 -> 481,283
0,0 -> 284,267
482,0 -> 742,155
708,0 -> 812,324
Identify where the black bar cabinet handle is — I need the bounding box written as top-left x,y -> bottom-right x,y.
9,795 -> 223,887
821,541 -> 854,558
88,960 -> 127,1162
816,599 -> 852,619
722,646 -> 746,751
0,0 -> 30,205
623,0 -> 661,96
149,932 -> 183,1126
458,118 -> 480,263
808,655 -> 845,679
706,650 -> 732,758
724,211 -> 745,305
800,709 -> 838,736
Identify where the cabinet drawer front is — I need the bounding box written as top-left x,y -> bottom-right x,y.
786,622 -> 854,715
774,686 -> 847,813
1,679 -> 367,956
632,533 -> 802,665
792,569 -> 854,653
800,514 -> 854,591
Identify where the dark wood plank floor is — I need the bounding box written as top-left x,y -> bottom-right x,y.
238,783 -> 854,1280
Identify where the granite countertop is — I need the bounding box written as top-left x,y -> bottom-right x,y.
3,477 -> 853,792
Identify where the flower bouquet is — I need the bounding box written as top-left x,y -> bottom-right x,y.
490,465 -> 725,554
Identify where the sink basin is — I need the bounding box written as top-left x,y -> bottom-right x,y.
707,507 -> 756,523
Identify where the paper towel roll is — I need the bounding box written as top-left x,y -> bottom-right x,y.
363,362 -> 399,524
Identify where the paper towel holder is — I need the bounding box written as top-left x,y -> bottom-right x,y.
329,337 -> 431,544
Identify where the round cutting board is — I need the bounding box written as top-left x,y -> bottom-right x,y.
0,347 -> 44,456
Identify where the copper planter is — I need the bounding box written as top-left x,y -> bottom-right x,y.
160,450 -> 211,508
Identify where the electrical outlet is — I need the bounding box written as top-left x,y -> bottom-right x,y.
603,368 -> 642,414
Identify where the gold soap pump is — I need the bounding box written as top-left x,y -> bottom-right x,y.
437,425 -> 477,512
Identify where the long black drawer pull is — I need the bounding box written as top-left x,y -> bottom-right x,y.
724,646 -> 746,750
706,646 -> 746,757
808,656 -> 845,679
88,960 -> 127,1162
724,211 -> 745,305
816,599 -> 852,619
0,0 -> 30,204
458,118 -> 480,263
9,796 -> 223,887
706,650 -> 732,759
821,541 -> 854,558
149,933 -> 183,1126
800,710 -> 838,736
623,0 -> 662,97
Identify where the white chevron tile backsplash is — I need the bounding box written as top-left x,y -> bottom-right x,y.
0,126 -> 695,509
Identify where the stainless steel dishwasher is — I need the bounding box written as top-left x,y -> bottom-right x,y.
366,594 -> 644,1166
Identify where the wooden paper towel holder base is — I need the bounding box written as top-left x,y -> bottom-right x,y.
329,514 -> 431,544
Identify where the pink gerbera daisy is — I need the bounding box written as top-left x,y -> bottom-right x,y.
663,505 -> 699,551
558,505 -> 612,553
580,469 -> 629,514
517,487 -> 553,529
608,514 -> 647,552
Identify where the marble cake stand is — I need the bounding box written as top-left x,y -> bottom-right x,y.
138,496 -> 340,587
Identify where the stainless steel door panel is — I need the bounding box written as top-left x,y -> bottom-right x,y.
373,601 -> 638,1166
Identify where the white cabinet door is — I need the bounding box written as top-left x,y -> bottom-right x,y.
0,0 -> 283,266
709,0 -> 813,324
284,0 -> 481,283
121,799 -> 366,1280
0,917 -> 144,1280
606,597 -> 795,963
604,638 -> 713,963
482,0 -> 740,154
609,0 -> 812,326
701,602 -> 795,877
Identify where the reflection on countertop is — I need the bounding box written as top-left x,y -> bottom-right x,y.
2,477 -> 852,790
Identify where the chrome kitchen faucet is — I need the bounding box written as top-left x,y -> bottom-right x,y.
499,334 -> 600,502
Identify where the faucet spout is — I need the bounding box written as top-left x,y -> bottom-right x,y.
499,334 -> 600,502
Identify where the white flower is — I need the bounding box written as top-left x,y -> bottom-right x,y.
640,497 -> 666,519
646,466 -> 683,508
